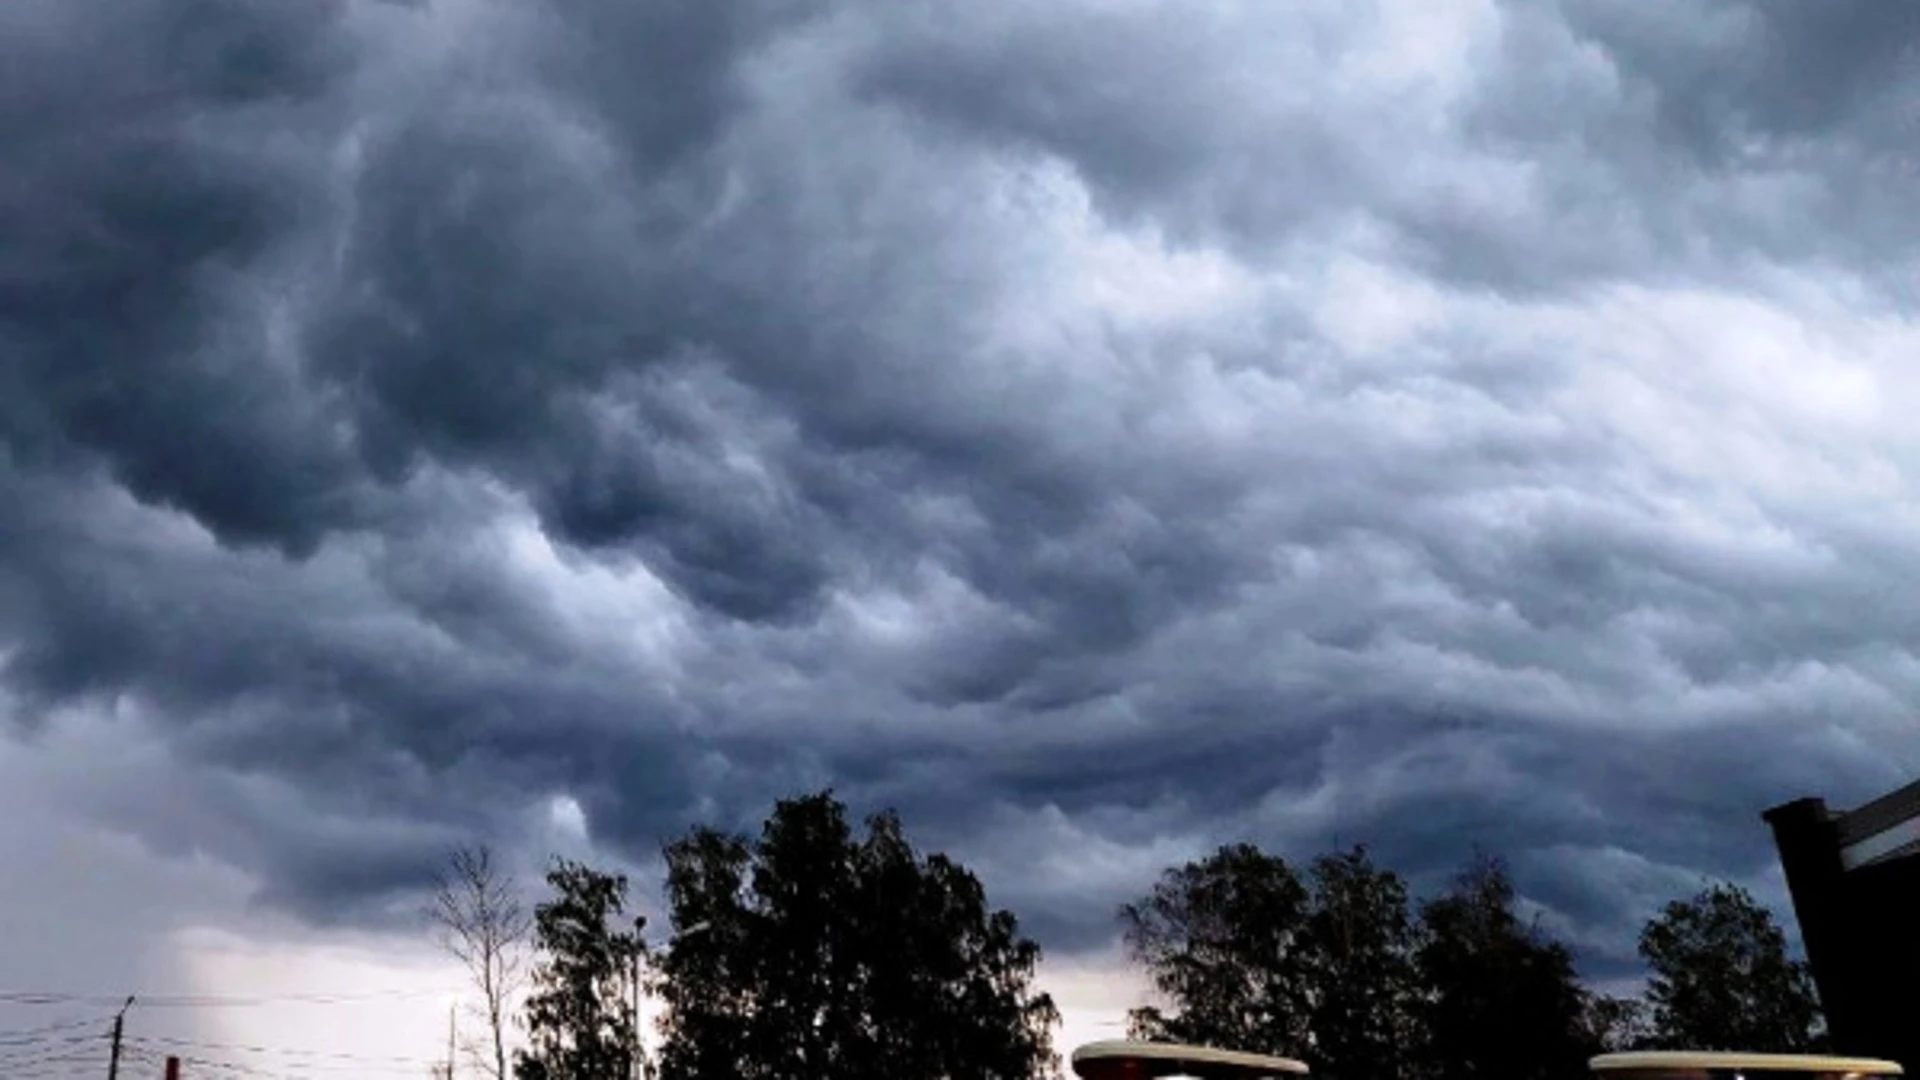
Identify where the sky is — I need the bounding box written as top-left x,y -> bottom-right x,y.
5,0 -> 1920,1073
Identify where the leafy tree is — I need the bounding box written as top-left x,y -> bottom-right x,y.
1638,882 -> 1822,1052
514,859 -> 647,1080
1303,846 -> 1423,1080
1120,843 -> 1315,1058
428,844 -> 533,1080
1415,854 -> 1597,1080
648,827 -> 755,1080
1583,993 -> 1653,1052
651,790 -> 1058,1080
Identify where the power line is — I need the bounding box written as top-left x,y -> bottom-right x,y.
123,1048 -> 289,1080
0,989 -> 462,1009
121,1045 -> 413,1080
1,988 -> 472,1078
0,1039 -> 103,1060
0,1036 -> 107,1077
124,1046 -> 298,1080
0,1044 -> 105,1075
122,1034 -> 440,1068
0,1019 -> 109,1047
0,1035 -> 104,1059
2,1050 -> 106,1080
119,1038 -> 443,1079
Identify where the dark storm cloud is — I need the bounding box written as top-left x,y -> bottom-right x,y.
1555,0 -> 1920,158
0,0 -> 369,554
4,0 -> 1919,975
860,0 -> 1920,295
1431,0 -> 1920,291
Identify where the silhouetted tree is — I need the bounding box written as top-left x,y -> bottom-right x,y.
514,859 -> 646,1080
646,827 -> 753,1080
651,790 -> 1058,1080
1582,993 -> 1653,1052
428,844 -> 532,1080
1304,846 -> 1423,1080
1416,854 -> 1597,1080
1639,882 -> 1821,1051
1120,843 -> 1315,1059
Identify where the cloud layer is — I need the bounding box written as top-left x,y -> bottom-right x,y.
6,0 -> 1920,974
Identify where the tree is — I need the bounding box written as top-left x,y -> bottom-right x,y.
514,859 -> 647,1080
1303,846 -> 1423,1080
647,827 -> 755,1080
1415,854 -> 1597,1080
1119,843 -> 1315,1059
1582,994 -> 1652,1053
847,809 -> 1057,1078
1638,882 -> 1822,1052
428,845 -> 533,1080
651,790 -> 1058,1080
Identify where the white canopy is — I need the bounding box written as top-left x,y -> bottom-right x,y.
1591,1051 -> 1904,1078
1070,1040 -> 1310,1078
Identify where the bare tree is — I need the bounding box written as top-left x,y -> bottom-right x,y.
429,844 -> 533,1080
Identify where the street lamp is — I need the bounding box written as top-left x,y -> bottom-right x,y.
665,920 -> 713,947
631,921 -> 715,1080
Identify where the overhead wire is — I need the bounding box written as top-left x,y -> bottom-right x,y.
124,1045 -> 296,1080
0,1034 -> 106,1066
3,1058 -> 104,1080
123,1034 -> 439,1069
0,988 -> 462,1008
1,986 -> 465,1078
121,1044 -> 420,1080
0,1017 -> 110,1047
0,1042 -> 106,1079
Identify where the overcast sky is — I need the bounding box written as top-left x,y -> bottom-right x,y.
6,0 -> 1920,1073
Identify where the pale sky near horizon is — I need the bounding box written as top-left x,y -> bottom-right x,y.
7,0 -> 1920,1074
1,737 -> 1141,1076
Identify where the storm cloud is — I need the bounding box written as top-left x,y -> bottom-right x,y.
5,0 -> 1920,978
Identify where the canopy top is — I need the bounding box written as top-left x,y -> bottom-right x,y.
1591,1052 -> 1903,1078
1070,1040 -> 1310,1078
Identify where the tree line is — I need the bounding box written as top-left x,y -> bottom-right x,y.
1118,843 -> 1820,1080
427,789 -> 1822,1080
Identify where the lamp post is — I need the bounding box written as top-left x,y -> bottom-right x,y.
633,920 -> 714,1080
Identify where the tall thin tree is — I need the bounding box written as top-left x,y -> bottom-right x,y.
429,844 -> 534,1080
515,858 -> 647,1080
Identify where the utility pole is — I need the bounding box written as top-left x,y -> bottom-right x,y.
447,1004 -> 456,1080
106,996 -> 135,1080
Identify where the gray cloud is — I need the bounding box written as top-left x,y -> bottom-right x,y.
5,0 -> 1920,980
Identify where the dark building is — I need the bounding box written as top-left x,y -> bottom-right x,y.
1765,780 -> 1920,1071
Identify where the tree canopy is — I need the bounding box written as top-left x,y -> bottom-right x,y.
1122,846 -> 1609,1080
1415,854 -> 1599,1080
1120,842 -> 1316,1058
1303,846 -> 1423,1080
651,790 -> 1058,1080
1639,882 -> 1823,1052
457,791 -> 1830,1080
514,859 -> 646,1080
